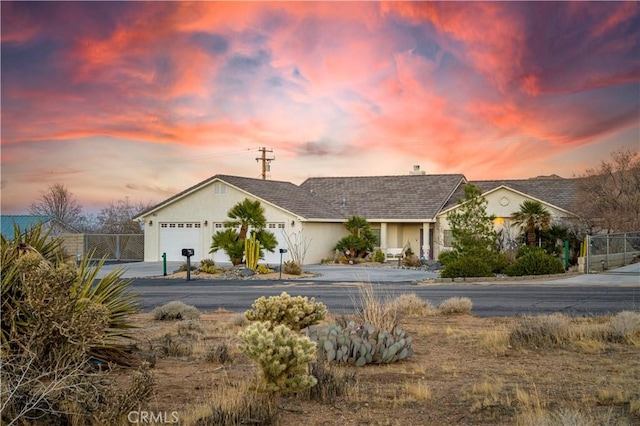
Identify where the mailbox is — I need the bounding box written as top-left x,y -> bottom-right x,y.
182,248 -> 194,257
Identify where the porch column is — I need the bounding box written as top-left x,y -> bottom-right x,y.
422,222 -> 431,260
380,222 -> 388,249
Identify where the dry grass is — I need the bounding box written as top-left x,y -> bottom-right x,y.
351,283 -> 402,331
438,296 -> 473,315
181,376 -> 280,426
115,310 -> 640,425
509,312 -> 640,350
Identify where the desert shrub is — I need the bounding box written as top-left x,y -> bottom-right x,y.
372,249 -> 386,263
303,362 -> 356,402
199,259 -> 218,274
175,319 -> 204,337
440,256 -> 493,278
504,247 -> 564,276
607,311 -> 640,343
509,314 -> 571,348
178,262 -> 198,272
438,297 -> 473,315
238,321 -> 317,394
282,260 -> 302,275
391,293 -> 436,316
231,313 -> 248,327
1,353 -> 155,426
401,254 -> 422,267
205,342 -> 233,364
152,301 -> 201,321
438,250 -> 458,266
244,292 -> 327,332
255,264 -> 272,274
353,284 -> 402,332
159,333 -> 194,357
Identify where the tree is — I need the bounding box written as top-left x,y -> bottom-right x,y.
446,183 -> 497,259
210,199 -> 276,265
225,199 -> 267,241
96,197 -> 154,234
334,215 -> 378,260
29,183 -> 84,229
511,200 -> 551,247
576,148 -> 640,233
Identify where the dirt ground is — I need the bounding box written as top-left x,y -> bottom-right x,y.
116,309 -> 640,426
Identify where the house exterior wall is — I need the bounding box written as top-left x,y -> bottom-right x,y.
141,181 -> 298,262
299,222 -> 347,264
434,188 -> 576,259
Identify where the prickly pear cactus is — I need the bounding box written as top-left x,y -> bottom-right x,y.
307,321 -> 414,366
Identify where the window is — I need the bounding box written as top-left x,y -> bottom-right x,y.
186,224 -> 193,228
215,223 -> 223,229
213,183 -> 226,194
443,230 -> 454,247
371,228 -> 381,246
177,224 -> 184,228
194,223 -> 201,228
277,223 -> 285,229
169,224 -> 176,228
161,223 -> 168,228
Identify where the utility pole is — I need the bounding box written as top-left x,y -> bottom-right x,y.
255,147 -> 274,180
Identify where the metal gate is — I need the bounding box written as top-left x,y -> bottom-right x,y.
584,232 -> 640,273
85,234 -> 144,261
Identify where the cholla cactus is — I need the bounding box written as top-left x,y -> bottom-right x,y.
245,292 -> 327,332
239,321 -> 317,394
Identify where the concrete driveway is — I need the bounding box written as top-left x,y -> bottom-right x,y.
94,261 -> 638,285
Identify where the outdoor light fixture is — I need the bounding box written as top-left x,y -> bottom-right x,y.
291,220 -> 295,227
204,220 -> 208,226
149,220 -> 153,226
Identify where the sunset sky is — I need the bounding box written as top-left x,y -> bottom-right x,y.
2,1 -> 639,214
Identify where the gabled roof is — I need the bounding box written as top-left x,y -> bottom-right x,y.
217,175 -> 344,220
300,174 -> 466,220
135,174 -> 344,221
441,177 -> 581,214
1,215 -> 55,238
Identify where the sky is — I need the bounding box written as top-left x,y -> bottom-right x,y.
1,1 -> 639,214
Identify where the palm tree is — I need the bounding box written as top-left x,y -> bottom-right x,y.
511,200 -> 551,247
225,199 -> 267,240
211,199 -> 276,265
210,228 -> 244,265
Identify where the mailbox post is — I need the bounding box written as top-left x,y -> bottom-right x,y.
279,248 -> 288,279
182,248 -> 194,281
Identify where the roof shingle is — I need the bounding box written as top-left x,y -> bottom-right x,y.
300,174 -> 466,220
441,178 -> 581,213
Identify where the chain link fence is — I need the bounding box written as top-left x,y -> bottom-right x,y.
583,232 -> 640,273
60,234 -> 144,261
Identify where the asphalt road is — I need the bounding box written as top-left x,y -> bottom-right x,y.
128,279 -> 640,317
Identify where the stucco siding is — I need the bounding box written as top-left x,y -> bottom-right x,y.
141,180 -> 299,262
299,222 -> 347,264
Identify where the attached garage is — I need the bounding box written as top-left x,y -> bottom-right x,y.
159,222 -> 202,261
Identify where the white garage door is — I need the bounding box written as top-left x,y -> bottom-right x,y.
159,223 -> 202,261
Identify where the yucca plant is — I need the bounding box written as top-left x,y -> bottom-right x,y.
1,223 -> 140,366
